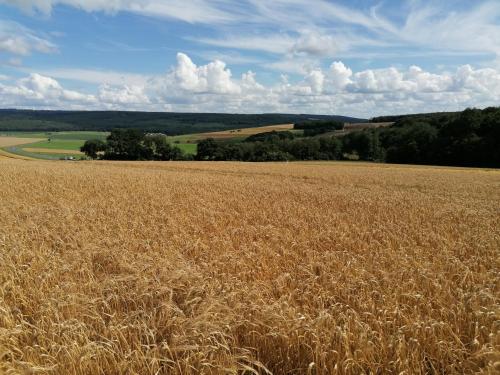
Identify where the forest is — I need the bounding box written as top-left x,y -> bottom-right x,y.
0,110 -> 363,134
195,107 -> 500,167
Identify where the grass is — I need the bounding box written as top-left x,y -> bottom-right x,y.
0,131 -> 109,141
23,139 -> 86,150
2,146 -> 84,160
2,126 -> 293,159
173,143 -> 197,154
0,160 -> 498,374
0,132 -> 107,159
23,147 -> 84,155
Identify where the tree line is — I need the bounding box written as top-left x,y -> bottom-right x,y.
195,107 -> 499,167
82,107 -> 499,168
81,129 -> 190,160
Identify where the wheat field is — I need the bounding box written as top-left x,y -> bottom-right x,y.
195,124 -> 294,140
0,159 -> 499,374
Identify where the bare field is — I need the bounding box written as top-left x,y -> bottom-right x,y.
0,160 -> 499,374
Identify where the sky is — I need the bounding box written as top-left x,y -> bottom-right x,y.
0,0 -> 499,118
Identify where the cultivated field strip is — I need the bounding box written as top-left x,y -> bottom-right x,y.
0,160 -> 499,374
0,137 -> 45,148
194,123 -> 294,140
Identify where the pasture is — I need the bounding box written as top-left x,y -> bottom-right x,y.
0,159 -> 498,374
0,132 -> 107,159
23,139 -> 86,150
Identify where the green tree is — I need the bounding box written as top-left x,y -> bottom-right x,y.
196,138 -> 219,160
80,139 -> 107,159
342,131 -> 384,161
105,129 -> 147,160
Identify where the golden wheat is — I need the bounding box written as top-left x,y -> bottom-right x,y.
0,137 -> 45,148
0,159 -> 499,374
194,124 -> 294,140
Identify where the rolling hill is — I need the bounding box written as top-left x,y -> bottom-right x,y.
0,109 -> 366,135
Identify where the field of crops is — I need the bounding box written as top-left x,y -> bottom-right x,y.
169,123 -> 295,143
0,132 -> 107,160
0,160 -> 498,374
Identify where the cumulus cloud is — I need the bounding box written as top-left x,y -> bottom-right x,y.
452,65 -> 500,94
0,73 -> 94,108
349,67 -> 414,93
0,20 -> 57,56
173,53 -> 240,94
98,84 -> 149,106
304,70 -> 324,94
2,54 -> 500,117
330,61 -> 352,90
406,66 -> 452,92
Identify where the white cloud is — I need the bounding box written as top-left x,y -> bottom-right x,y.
0,73 -> 95,108
171,52 -> 240,94
0,19 -> 57,56
3,0 -> 500,73
349,67 -> 414,93
452,65 -> 500,94
264,58 -> 316,75
1,0 -> 243,24
401,1 -> 500,57
246,0 -> 395,33
19,67 -> 151,86
194,34 -> 295,55
2,54 -> 500,117
291,32 -> 337,57
241,70 -> 264,91
406,66 -> 452,92
98,84 -> 149,107
304,70 -> 324,94
195,30 -> 345,59
330,61 -> 352,90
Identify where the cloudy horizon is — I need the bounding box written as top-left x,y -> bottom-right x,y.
0,0 -> 499,118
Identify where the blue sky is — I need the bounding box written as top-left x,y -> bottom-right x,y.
0,0 -> 499,117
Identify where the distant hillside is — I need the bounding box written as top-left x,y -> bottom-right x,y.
0,110 -> 366,135
370,111 -> 459,123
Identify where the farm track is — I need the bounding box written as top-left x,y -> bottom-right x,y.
0,160 -> 499,374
